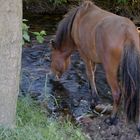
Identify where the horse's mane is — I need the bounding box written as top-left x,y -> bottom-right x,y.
55,0 -> 94,48
55,7 -> 79,48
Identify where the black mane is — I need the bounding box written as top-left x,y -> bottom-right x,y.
55,7 -> 79,48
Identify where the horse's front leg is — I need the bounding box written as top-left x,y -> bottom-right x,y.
85,61 -> 100,106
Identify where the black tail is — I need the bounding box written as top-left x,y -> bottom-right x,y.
120,41 -> 140,121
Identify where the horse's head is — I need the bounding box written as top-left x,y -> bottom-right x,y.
49,4 -> 79,79
50,39 -> 71,79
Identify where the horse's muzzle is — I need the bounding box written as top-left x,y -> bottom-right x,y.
48,70 -> 61,81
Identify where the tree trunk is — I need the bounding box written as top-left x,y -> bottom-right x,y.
0,0 -> 22,127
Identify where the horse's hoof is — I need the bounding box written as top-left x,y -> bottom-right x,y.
104,117 -> 118,125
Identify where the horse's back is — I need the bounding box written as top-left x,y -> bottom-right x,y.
72,3 -> 130,48
72,3 -> 137,63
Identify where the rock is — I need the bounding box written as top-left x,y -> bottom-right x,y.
72,99 -> 79,107
111,125 -> 119,136
73,99 -> 92,118
100,130 -> 106,136
95,104 -> 113,114
120,135 -> 129,140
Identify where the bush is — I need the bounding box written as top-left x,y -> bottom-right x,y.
49,0 -> 67,5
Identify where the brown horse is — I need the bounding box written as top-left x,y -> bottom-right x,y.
50,1 -> 140,132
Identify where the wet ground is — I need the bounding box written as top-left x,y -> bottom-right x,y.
20,36 -> 140,139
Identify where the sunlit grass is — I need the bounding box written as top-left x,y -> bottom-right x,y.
0,96 -> 86,140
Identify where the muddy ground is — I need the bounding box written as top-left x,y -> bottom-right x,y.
21,37 -> 140,140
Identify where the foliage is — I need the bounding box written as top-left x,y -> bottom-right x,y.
49,0 -> 67,5
116,0 -> 128,3
32,30 -> 46,44
22,19 -> 30,45
0,97 -> 86,140
22,19 -> 47,45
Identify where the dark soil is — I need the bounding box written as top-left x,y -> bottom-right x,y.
80,114 -> 140,140
21,36 -> 140,140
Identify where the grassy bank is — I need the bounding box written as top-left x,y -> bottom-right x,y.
0,97 -> 86,140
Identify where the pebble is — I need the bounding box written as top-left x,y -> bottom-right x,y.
111,125 -> 119,136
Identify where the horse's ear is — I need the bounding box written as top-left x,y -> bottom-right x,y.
49,39 -> 56,49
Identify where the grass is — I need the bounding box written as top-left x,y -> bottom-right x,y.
0,97 -> 86,140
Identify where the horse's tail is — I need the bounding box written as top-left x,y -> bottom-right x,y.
120,40 -> 140,121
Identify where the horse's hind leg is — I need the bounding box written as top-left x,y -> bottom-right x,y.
104,62 -> 121,125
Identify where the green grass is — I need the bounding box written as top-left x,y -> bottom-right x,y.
0,97 -> 86,140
